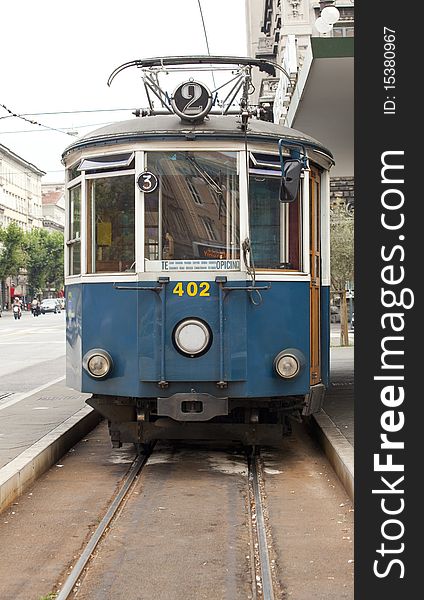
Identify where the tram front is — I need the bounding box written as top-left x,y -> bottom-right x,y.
63,58 -> 334,446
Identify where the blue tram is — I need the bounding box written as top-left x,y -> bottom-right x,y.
63,57 -> 333,446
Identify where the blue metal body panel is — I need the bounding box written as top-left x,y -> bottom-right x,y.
137,281 -> 247,382
66,279 -> 328,399
65,284 -> 83,391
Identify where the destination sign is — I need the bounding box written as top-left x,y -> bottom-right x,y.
145,259 -> 240,272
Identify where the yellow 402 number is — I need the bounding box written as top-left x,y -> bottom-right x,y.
172,281 -> 210,297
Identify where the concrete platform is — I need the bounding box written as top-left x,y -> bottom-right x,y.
0,379 -> 101,513
313,344 -> 354,500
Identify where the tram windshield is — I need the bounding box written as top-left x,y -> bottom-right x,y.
145,151 -> 240,268
249,174 -> 301,270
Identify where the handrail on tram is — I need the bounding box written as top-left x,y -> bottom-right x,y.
112,278 -> 170,293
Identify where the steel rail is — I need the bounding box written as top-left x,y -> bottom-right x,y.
249,451 -> 275,600
56,453 -> 149,599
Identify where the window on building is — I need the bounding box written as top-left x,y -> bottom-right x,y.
201,216 -> 218,241
186,178 -> 203,205
333,26 -> 354,37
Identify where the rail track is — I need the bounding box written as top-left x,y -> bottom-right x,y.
0,420 -> 353,599
247,448 -> 280,600
56,451 -> 151,600
55,444 -> 281,600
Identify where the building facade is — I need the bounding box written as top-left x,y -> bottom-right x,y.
41,183 -> 65,233
246,0 -> 354,209
0,144 -> 46,307
246,0 -> 354,309
0,143 -> 45,230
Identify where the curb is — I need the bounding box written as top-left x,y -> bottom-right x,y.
311,410 -> 354,501
0,406 -> 102,514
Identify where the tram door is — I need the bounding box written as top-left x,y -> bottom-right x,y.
309,168 -> 321,384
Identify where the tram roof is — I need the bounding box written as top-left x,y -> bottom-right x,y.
62,115 -> 333,162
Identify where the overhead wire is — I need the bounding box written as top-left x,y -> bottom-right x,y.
0,103 -> 78,136
1,107 -> 136,118
1,121 -> 115,135
0,105 -> 137,135
0,106 -> 136,121
197,0 -> 217,89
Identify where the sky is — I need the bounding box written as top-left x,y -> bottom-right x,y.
0,0 -> 248,182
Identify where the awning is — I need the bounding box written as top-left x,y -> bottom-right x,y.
285,38 -> 354,178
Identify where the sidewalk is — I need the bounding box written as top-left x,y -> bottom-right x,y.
312,343 -> 354,499
330,322 -> 354,347
0,379 -> 100,512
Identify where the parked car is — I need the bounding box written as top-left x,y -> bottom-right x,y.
40,298 -> 61,314
330,305 -> 340,323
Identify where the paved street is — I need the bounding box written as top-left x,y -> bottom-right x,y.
0,309 -> 89,472
0,309 -> 65,396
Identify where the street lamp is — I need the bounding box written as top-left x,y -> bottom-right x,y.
321,5 -> 340,25
315,1 -> 340,35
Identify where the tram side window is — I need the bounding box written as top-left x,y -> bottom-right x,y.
68,185 -> 81,275
249,175 -> 301,270
86,175 -> 135,273
145,151 -> 239,263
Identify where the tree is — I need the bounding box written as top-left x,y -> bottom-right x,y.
23,229 -> 64,298
0,225 -> 64,304
0,223 -> 26,303
45,231 -> 64,292
24,228 -> 49,298
330,203 -> 354,346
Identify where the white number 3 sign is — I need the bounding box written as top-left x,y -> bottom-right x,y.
137,171 -> 158,193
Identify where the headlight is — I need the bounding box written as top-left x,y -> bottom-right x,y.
83,349 -> 113,379
173,319 -> 211,357
274,350 -> 301,379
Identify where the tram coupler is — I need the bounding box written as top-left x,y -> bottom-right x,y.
157,393 -> 228,421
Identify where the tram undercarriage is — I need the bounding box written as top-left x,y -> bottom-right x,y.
87,395 -> 312,446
